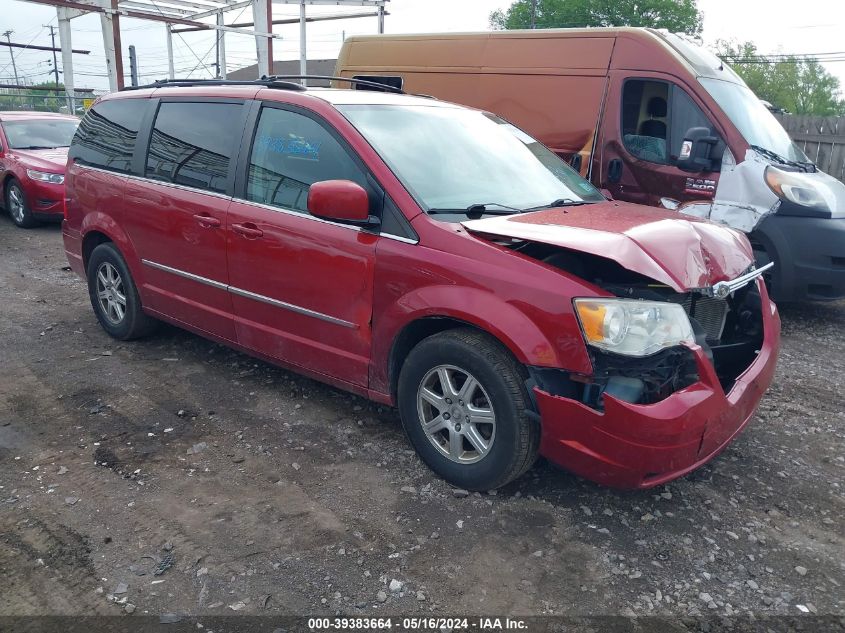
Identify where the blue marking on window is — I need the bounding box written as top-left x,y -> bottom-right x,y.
257,134 -> 321,159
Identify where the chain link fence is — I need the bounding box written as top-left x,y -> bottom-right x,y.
0,82 -> 103,115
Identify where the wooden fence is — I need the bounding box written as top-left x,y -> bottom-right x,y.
774,114 -> 845,183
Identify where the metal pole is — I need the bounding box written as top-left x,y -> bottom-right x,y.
2,31 -> 20,85
252,0 -> 269,77
165,24 -> 175,79
57,8 -> 76,112
377,4 -> 384,33
217,11 -> 226,78
128,44 -> 138,86
299,0 -> 306,86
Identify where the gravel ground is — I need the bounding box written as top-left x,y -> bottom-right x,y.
0,218 -> 843,628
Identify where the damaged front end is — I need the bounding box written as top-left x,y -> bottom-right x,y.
463,204 -> 780,488
524,245 -> 768,410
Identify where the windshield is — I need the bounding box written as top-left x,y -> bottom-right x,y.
336,104 -> 605,216
2,118 -> 79,149
700,78 -> 809,163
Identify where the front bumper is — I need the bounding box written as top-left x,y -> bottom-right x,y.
755,214 -> 845,301
25,179 -> 64,220
536,290 -> 780,489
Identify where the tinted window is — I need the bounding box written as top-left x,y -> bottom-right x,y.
246,107 -> 367,214
146,102 -> 241,194
70,100 -> 147,173
622,79 -> 719,166
352,75 -> 403,92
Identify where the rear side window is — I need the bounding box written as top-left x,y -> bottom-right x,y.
246,107 -> 367,214
146,102 -> 242,194
70,99 -> 148,173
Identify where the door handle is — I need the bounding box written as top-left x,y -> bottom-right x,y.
607,158 -> 623,184
193,213 -> 221,228
232,222 -> 264,239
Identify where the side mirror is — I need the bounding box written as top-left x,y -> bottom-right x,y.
307,180 -> 377,225
677,127 -> 719,172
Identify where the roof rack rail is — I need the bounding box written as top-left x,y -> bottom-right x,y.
261,75 -> 405,94
121,78 -> 306,92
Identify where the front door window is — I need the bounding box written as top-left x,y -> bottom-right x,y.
621,79 -> 719,167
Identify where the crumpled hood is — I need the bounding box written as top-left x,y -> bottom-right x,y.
462,201 -> 755,292
12,147 -> 69,173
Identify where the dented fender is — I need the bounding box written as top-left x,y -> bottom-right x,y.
679,149 -> 779,233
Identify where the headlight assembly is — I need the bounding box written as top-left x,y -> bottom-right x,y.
26,169 -> 64,185
765,165 -> 831,212
574,298 -> 695,357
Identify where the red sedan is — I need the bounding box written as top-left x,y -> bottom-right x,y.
0,111 -> 79,228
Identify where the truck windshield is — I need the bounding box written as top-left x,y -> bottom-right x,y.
699,78 -> 809,164
2,119 -> 79,150
337,104 -> 605,215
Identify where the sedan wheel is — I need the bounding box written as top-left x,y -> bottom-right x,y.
5,181 -> 37,228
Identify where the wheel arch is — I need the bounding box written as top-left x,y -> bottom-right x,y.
78,213 -> 143,281
388,316 -> 496,403
82,230 -> 113,271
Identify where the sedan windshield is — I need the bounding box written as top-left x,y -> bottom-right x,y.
337,104 -> 605,216
3,118 -> 79,149
700,78 -> 809,164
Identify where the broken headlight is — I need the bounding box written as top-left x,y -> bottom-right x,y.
574,298 -> 695,357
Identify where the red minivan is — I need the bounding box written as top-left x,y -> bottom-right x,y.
63,79 -> 780,490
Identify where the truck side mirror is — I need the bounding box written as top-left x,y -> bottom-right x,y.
677,127 -> 719,172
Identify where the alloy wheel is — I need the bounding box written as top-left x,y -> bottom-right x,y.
8,185 -> 25,223
95,262 -> 127,325
416,364 -> 496,464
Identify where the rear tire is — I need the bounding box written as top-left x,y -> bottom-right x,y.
397,328 -> 539,490
5,179 -> 38,228
87,243 -> 158,340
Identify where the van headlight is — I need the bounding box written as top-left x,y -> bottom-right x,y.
27,169 -> 64,185
574,298 -> 695,357
765,165 -> 831,212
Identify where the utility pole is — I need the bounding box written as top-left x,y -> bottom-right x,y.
2,31 -> 19,85
128,44 -> 138,87
530,0 -> 537,29
44,25 -> 60,86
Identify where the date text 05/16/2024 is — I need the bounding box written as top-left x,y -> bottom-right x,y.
308,617 -> 529,630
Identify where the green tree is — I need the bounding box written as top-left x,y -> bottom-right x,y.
490,0 -> 703,35
717,41 -> 845,116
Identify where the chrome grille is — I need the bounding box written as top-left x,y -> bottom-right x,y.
680,295 -> 729,341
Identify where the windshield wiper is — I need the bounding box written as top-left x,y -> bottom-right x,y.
15,145 -> 58,150
750,144 -> 814,172
428,202 -> 526,216
526,198 -> 592,211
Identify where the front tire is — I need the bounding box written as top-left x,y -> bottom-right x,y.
5,179 -> 38,228
397,329 -> 539,490
87,243 -> 157,340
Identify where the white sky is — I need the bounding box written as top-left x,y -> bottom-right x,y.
2,0 -> 844,93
